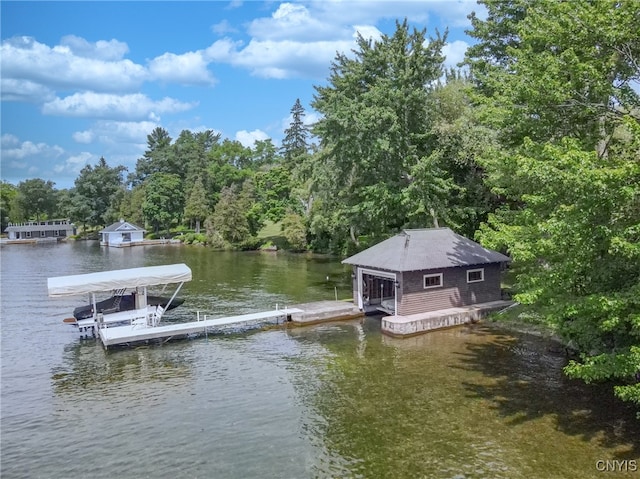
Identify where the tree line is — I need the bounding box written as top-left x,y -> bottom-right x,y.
1,1 -> 638,411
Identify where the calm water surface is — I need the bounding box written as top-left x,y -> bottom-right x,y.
1,242 -> 639,478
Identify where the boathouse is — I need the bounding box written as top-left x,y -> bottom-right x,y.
100,220 -> 146,247
342,228 -> 511,320
4,219 -> 76,241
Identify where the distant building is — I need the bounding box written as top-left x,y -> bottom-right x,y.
100,220 -> 146,247
4,219 -> 76,241
342,228 -> 511,316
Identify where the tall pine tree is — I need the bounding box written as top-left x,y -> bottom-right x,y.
280,98 -> 309,164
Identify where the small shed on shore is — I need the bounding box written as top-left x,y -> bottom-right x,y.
342,228 -> 511,316
100,220 -> 145,247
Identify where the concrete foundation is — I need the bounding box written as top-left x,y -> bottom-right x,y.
287,300 -> 364,325
382,300 -> 514,337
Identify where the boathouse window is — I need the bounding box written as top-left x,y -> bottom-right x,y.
25,231 -> 32,238
467,268 -> 484,283
423,273 -> 443,289
54,230 -> 59,237
41,231 -> 46,237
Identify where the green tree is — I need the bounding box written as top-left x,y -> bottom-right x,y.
183,176 -> 209,233
252,139 -> 279,168
254,165 -> 298,222
117,184 -> 146,227
71,157 -> 126,228
142,173 -> 184,235
466,0 -> 640,152
177,129 -> 220,183
133,127 -> 179,183
464,0 -> 529,97
209,139 -> 253,171
282,212 -> 307,251
479,131 -> 640,411
14,178 -> 58,221
281,98 -> 309,164
0,181 -> 18,230
405,78 -> 500,238
208,184 -> 250,245
466,0 -> 640,410
207,139 -> 253,203
312,19 -> 446,248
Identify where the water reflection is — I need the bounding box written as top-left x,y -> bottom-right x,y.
454,325 -> 640,461
286,319 -> 640,479
52,340 -> 194,397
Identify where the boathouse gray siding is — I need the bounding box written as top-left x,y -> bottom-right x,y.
397,263 -> 502,316
343,228 -> 510,317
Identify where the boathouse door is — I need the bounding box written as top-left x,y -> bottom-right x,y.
356,268 -> 397,314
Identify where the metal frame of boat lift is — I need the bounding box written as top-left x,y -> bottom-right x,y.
48,263 -> 303,348
48,264 -> 192,339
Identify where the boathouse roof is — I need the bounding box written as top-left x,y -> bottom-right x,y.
342,228 -> 510,272
100,219 -> 145,233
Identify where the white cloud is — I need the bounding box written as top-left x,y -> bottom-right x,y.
148,51 -> 217,85
1,134 -> 20,148
90,120 -> 159,144
1,36 -> 148,94
303,111 -> 321,127
73,130 -> 95,144
280,109 -> 320,132
235,129 -> 269,147
353,25 -> 383,42
204,38 -> 242,62
206,2 -> 473,81
211,19 -> 237,35
426,0 -> 486,27
213,38 -> 352,79
53,151 -> 94,175
443,40 -> 470,70
1,138 -> 64,160
70,121 -> 162,174
308,1 -> 432,28
42,92 -> 196,120
1,135 -> 65,181
248,3 -> 342,42
1,78 -> 55,103
59,35 -> 129,61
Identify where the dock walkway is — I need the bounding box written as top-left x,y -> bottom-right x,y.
94,300 -> 364,348
99,308 -> 302,347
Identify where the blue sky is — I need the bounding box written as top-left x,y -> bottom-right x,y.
1,1 -> 485,189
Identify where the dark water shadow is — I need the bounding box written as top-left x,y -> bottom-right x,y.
454,324 -> 640,459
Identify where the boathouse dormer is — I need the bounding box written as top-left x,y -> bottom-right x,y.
100,220 -> 146,247
4,219 -> 76,241
342,228 -> 511,317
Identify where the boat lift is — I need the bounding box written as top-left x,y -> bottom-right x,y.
48,263 -> 304,348
47,263 -> 192,334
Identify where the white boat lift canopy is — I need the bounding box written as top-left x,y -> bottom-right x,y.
47,263 -> 192,297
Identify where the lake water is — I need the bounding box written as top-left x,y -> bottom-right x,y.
1,242 -> 639,478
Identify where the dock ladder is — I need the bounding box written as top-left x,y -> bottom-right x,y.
109,288 -> 127,311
